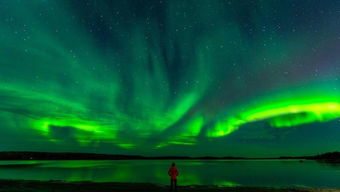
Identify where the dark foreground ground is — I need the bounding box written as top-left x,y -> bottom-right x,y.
0,180 -> 338,192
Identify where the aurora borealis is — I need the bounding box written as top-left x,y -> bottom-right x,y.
0,0 -> 339,157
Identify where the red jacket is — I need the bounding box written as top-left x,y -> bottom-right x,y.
168,166 -> 179,179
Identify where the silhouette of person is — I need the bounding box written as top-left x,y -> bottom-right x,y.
168,162 -> 179,192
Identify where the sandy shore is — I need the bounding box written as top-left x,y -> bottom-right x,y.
0,180 -> 338,192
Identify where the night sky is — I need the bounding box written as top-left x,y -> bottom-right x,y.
0,0 -> 339,157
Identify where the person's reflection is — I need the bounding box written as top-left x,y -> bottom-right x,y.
168,162 -> 179,192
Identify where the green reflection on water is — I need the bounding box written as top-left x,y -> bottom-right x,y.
0,160 -> 340,188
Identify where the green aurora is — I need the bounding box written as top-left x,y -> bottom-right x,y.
0,0 -> 339,156
208,96 -> 340,137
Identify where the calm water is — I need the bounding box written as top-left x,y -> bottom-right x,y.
0,160 -> 339,188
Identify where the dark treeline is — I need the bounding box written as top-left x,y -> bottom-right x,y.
308,152 -> 340,159
0,151 -> 339,160
305,151 -> 340,163
0,152 -> 142,160
0,151 -> 245,160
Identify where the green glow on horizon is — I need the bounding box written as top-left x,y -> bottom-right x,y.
215,181 -> 241,187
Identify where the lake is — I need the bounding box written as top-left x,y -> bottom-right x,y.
0,159 -> 339,188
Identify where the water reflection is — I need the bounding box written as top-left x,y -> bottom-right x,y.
315,160 -> 340,168
0,160 -> 339,188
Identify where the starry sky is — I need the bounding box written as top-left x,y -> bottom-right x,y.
0,0 -> 339,157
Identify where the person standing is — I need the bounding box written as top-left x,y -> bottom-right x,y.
168,162 -> 179,192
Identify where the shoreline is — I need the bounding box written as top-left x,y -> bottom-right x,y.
0,179 -> 338,192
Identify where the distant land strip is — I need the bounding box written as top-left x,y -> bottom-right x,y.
0,151 -> 340,161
